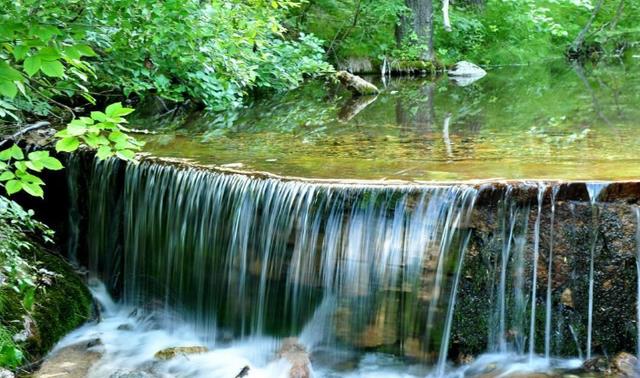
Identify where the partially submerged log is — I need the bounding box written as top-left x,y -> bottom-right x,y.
335,71 -> 379,96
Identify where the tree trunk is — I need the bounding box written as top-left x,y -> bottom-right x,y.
570,0 -> 605,53
397,0 -> 435,61
443,0 -> 452,32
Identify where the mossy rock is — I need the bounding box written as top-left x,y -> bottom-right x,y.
154,346 -> 208,360
389,59 -> 443,75
1,238 -> 93,364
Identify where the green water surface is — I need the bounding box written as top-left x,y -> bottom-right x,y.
135,59 -> 640,182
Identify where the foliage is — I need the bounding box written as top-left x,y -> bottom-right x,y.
0,0 -> 98,121
299,0 -> 640,66
0,102 -> 139,198
0,0 -> 331,125
0,196 -> 54,368
54,102 -> 142,160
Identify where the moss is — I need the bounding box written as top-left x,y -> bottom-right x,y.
27,248 -> 93,358
0,219 -> 93,365
389,59 -> 444,75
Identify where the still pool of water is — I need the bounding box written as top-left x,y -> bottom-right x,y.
135,60 -> 640,182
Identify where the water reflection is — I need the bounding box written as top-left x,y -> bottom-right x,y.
135,59 -> 640,181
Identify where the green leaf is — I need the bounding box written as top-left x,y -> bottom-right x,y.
13,45 -> 29,61
96,146 -> 113,160
0,61 -> 23,81
21,181 -> 44,198
23,55 -> 42,76
105,102 -> 135,118
38,47 -> 62,61
27,151 -> 49,161
108,131 -> 128,143
55,137 -> 80,152
41,156 -> 63,170
0,80 -> 17,99
40,60 -> 65,78
14,161 -> 28,172
75,44 -> 96,57
116,149 -> 136,160
0,171 -> 14,181
66,122 -> 87,136
9,145 -> 24,160
5,180 -> 22,195
91,111 -> 107,122
25,160 -> 44,172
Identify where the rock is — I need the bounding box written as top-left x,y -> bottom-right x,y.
560,288 -> 574,308
611,352 -> 637,377
335,71 -> 379,96
234,366 -> 250,378
12,315 -> 37,343
33,339 -> 103,378
448,61 -> 487,77
277,338 -> 312,378
582,355 -> 609,372
110,369 -> 155,378
154,346 -> 208,360
221,163 -> 245,169
117,323 -> 134,331
0,369 -> 15,378
448,61 -> 486,86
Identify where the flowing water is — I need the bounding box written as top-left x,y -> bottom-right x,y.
53,60 -> 640,377
134,60 -> 640,182
54,158 -> 638,377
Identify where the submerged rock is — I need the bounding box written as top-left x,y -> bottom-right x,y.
277,338 -> 312,378
154,346 -> 208,360
335,71 -> 379,96
110,369 -> 156,378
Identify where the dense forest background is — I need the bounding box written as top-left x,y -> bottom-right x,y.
0,0 -> 638,126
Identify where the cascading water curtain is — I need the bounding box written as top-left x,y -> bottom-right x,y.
81,158 -> 640,375
87,160 -> 480,357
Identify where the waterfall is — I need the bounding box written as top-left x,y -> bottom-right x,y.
528,183 -> 546,361
544,186 -> 559,360
585,182 -> 608,360
86,160 -> 479,354
72,159 -> 637,376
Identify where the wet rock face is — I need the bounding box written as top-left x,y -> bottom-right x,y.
453,198 -> 640,359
